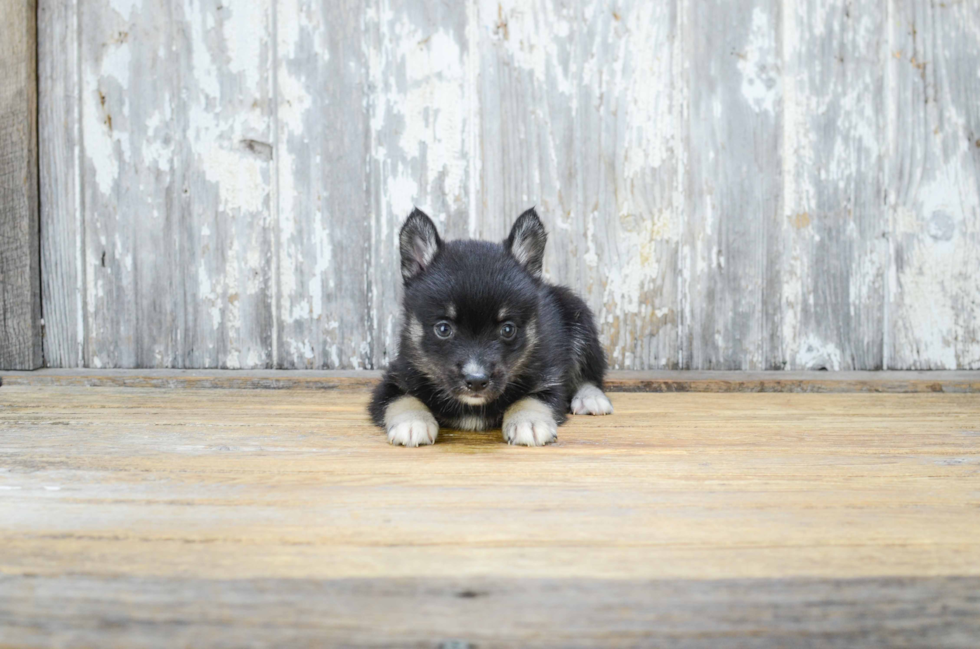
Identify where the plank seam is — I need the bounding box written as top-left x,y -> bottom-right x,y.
73,0 -> 84,368
34,0 -> 45,368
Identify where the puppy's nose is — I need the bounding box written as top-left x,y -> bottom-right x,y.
464,371 -> 489,391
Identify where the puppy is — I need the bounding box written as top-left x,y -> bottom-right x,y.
369,208 -> 612,447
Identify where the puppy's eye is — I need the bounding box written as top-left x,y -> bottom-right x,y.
499,322 -> 517,340
433,321 -> 454,339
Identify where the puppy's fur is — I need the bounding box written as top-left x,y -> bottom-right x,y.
369,208 -> 612,447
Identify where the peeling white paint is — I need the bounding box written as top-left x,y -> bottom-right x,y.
481,0 -> 572,96
387,175 -> 418,220
795,335 -> 843,371
618,3 -> 675,188
602,213 -> 667,316
892,164 -> 980,368
198,138 -> 268,214
222,2 -> 266,92
307,215 -> 333,321
108,0 -> 141,17
83,38 -> 131,196
276,67 -> 312,134
738,7 -> 780,114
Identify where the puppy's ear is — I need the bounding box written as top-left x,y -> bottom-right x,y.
399,208 -> 442,283
505,208 -> 547,278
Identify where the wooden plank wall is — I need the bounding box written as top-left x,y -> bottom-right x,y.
37,0 -> 980,371
0,0 -> 42,370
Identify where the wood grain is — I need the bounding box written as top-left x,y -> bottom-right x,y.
780,0 -> 888,370
2,575 -> 978,648
3,368 -> 980,393
0,386 -> 978,646
479,1 -> 683,370
38,0 -> 83,368
169,0 -> 277,370
682,0 -> 782,370
276,0 -> 373,370
886,0 -> 980,370
77,0 -> 177,368
36,1 -> 980,370
0,0 -> 42,370
365,1 -> 475,370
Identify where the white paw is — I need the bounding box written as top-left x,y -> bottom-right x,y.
387,417 -> 438,447
502,398 -> 558,446
570,383 -> 614,415
385,396 -> 439,447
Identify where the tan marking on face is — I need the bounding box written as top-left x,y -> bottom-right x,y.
408,315 -> 424,348
446,303 -> 457,319
407,315 -> 445,384
497,306 -> 509,321
508,319 -> 538,378
524,319 -> 538,349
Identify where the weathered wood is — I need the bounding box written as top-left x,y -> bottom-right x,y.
77,0 -> 177,368
886,1 -> 980,369
479,1 -> 683,370
0,368 -> 383,390
38,0 -> 83,368
1,387 -> 979,645
682,0 -> 782,370
36,0 -> 980,370
68,0 -> 276,369
2,575 -> 978,648
779,0 -> 888,370
365,1 -> 475,369
172,0 -> 276,369
276,0 -> 373,369
3,368 -> 980,393
0,0 -> 42,370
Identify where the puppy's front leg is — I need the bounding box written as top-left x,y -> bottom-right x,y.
384,396 -> 439,447
502,397 -> 559,446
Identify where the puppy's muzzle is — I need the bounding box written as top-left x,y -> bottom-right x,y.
463,370 -> 489,392
457,361 -> 499,405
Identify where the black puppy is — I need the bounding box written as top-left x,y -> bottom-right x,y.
369,208 -> 612,446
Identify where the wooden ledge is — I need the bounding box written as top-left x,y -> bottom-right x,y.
2,369 -> 979,393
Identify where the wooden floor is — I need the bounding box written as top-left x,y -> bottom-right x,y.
1,385 -> 979,647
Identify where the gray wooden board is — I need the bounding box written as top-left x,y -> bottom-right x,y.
37,0 -> 980,370
38,0 -> 83,368
277,0 -> 373,369
0,0 -> 42,370
479,1 -> 683,370
77,0 -> 176,368
682,0 -> 780,370
176,0 -> 276,370
3,368 -> 980,393
885,0 -> 980,370
780,0 -> 888,371
365,1 -> 475,370
1,575 -> 978,648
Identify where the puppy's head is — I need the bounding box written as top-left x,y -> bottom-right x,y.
398,208 -> 547,406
